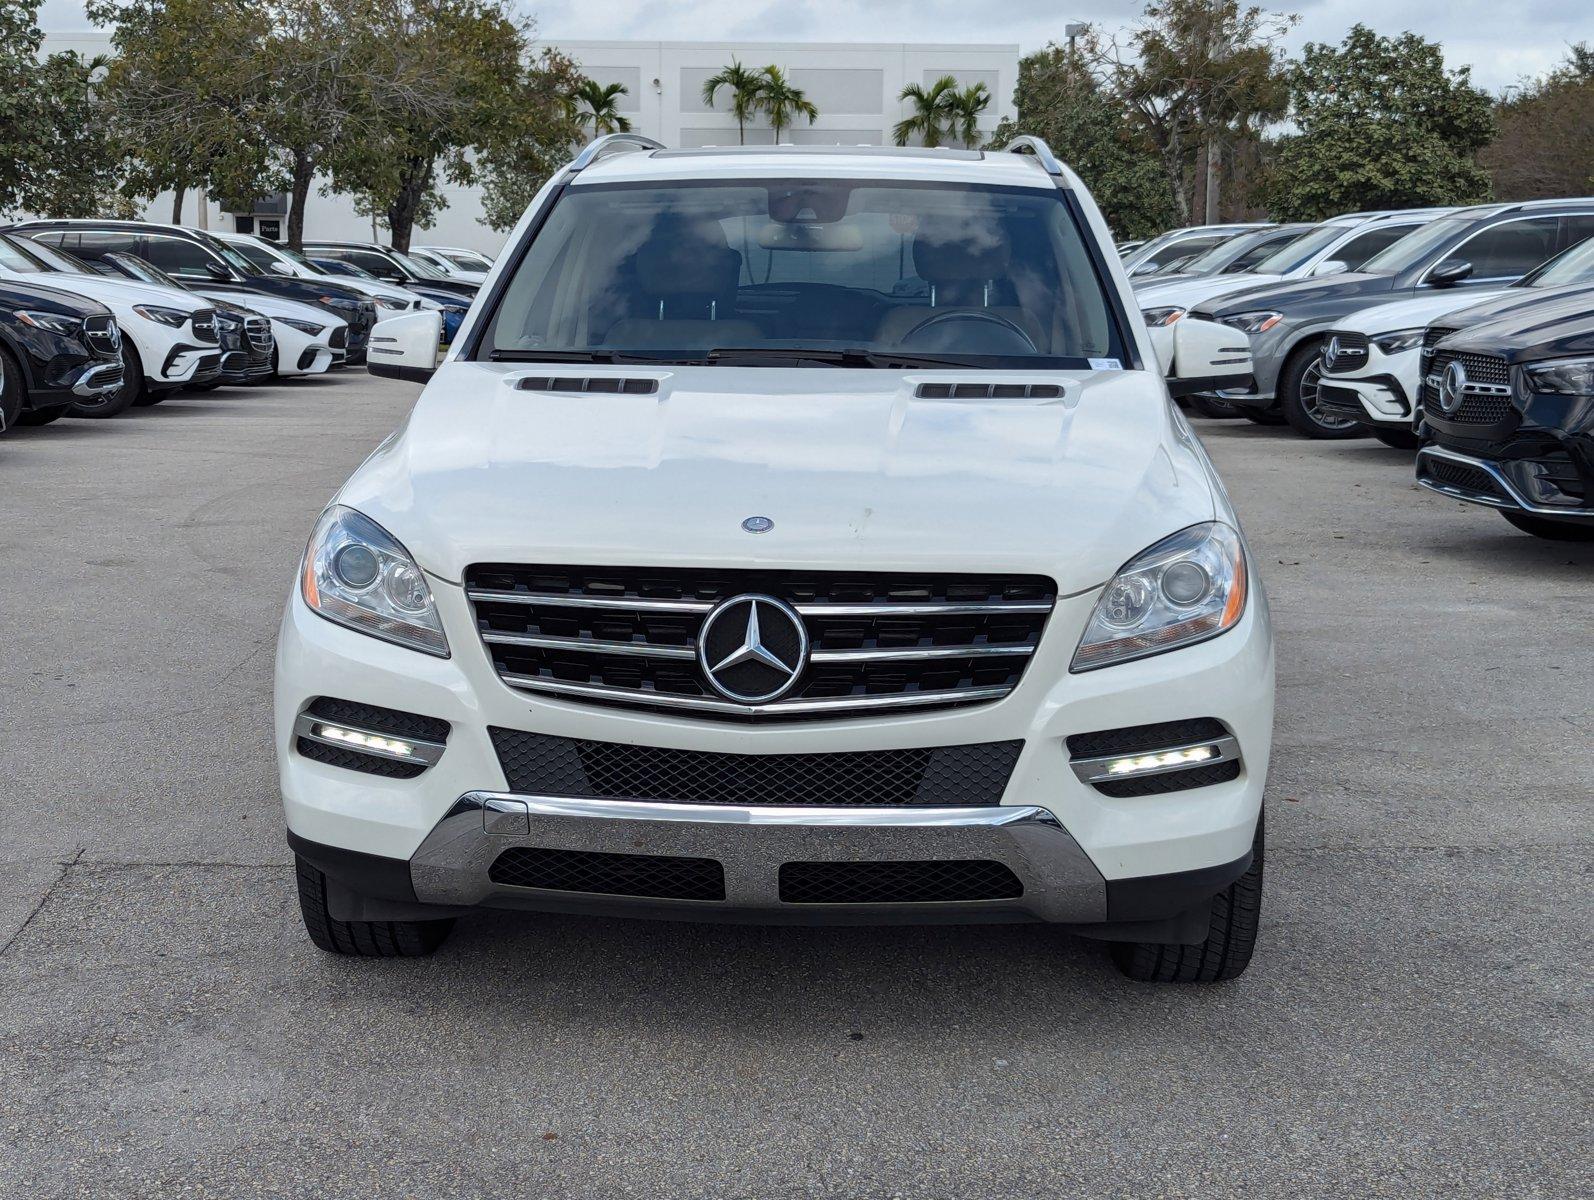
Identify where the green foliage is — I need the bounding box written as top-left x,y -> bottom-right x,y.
990,46 -> 1175,238
701,60 -> 766,144
894,76 -> 990,149
571,79 -> 633,135
758,65 -> 817,141
475,48 -> 586,232
1483,44 -> 1594,200
1264,24 -> 1494,219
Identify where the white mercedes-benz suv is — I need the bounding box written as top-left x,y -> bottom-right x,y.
276,137 -> 1275,982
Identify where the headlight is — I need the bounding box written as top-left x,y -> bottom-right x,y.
1141,306 -> 1186,327
300,506 -> 449,657
132,304 -> 189,328
1371,328 -> 1424,355
1072,522 -> 1247,672
16,310 -> 83,336
1521,356 -> 1594,396
1215,310 -> 1283,335
374,295 -> 409,310
280,317 -> 325,335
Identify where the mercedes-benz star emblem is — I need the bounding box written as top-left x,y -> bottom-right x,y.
1438,359 -> 1468,414
1325,335 -> 1341,362
697,593 -> 808,704
741,515 -> 774,534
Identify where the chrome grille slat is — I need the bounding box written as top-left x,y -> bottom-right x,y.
810,644 -> 1035,662
499,674 -> 1014,716
481,630 -> 696,659
468,588 -> 714,614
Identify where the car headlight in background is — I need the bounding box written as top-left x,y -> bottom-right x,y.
1520,357 -> 1594,396
131,304 -> 190,328
15,310 -> 84,336
1215,311 -> 1284,335
1072,522 -> 1248,672
280,317 -> 326,336
301,505 -> 449,657
1371,329 -> 1425,355
1141,306 -> 1186,328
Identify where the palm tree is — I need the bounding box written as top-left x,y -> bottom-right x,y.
893,76 -> 961,148
757,65 -> 817,142
571,80 -> 632,136
950,82 -> 992,148
701,59 -> 766,145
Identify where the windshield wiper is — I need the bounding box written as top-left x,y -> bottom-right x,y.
702,346 -> 980,369
488,348 -> 691,364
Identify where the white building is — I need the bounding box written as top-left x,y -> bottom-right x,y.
39,34 -> 1019,253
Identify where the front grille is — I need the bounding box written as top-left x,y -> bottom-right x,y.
191,309 -> 218,344
82,314 -> 119,356
778,859 -> 1023,904
489,846 -> 725,900
328,325 -> 348,349
489,729 -> 1022,805
1421,456 -> 1508,500
295,737 -> 426,778
1322,331 -> 1369,373
1423,351 -> 1514,425
466,565 -> 1057,721
1421,326 -> 1457,364
244,316 -> 272,352
306,697 -> 450,742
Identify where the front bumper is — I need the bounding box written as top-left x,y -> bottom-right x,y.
276,570 -> 1274,926
1417,444 -> 1594,518
1318,349 -> 1419,428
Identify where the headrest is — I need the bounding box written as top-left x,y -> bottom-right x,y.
912,221 -> 1011,283
635,217 -> 740,295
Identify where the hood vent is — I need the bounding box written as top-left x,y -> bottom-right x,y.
914,382 -> 1063,399
513,375 -> 659,395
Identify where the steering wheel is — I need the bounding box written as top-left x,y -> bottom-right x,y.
899,310 -> 1039,354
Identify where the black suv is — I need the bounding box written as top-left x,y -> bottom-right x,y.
10,221 -> 378,366
0,278 -> 123,430
302,241 -> 479,301
1416,292 -> 1594,541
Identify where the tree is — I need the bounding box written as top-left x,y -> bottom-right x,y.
1483,46 -> 1594,200
950,82 -> 992,149
571,79 -> 632,135
1263,24 -> 1494,219
701,59 -> 765,144
758,65 -> 816,142
894,76 -> 960,148
475,47 -> 586,231
988,45 -> 1175,239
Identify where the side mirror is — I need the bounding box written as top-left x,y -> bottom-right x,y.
205,260 -> 231,281
1427,259 -> 1473,287
367,310 -> 443,383
1165,317 -> 1253,398
1311,259 -> 1348,277
1130,260 -> 1159,277
268,261 -> 293,276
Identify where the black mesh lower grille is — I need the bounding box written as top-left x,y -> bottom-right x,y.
489,846 -> 725,900
779,860 -> 1023,904
306,697 -> 449,742
489,729 -> 1021,806
1066,718 -> 1228,758
295,736 -> 426,779
1423,457 -> 1507,499
1091,759 -> 1241,798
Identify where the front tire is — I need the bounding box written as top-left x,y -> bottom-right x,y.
295,854 -> 454,957
1112,815 -> 1264,983
1500,511 -> 1594,542
1280,342 -> 1364,439
1187,395 -> 1243,419
70,344 -> 142,418
1371,426 -> 1422,450
0,346 -> 23,434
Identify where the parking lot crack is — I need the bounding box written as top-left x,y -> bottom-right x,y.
0,848 -> 82,959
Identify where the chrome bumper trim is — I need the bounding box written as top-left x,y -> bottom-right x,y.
71,362 -> 124,396
410,792 -> 1108,923
498,673 -> 1012,716
1068,735 -> 1241,785
1417,445 -> 1594,519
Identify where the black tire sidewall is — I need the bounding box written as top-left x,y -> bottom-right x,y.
1281,341 -> 1363,439
0,344 -> 24,433
70,342 -> 142,418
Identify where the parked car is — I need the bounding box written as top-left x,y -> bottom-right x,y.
91,251 -> 342,379
1121,223 -> 1271,278
1134,223 -> 1316,290
278,135 -> 1274,982
1317,234 -> 1594,448
214,232 -> 427,317
308,258 -> 468,344
406,246 -> 488,285
1415,293 -> 1594,541
1190,199 -> 1594,438
0,233 -> 219,417
0,277 -> 123,429
414,244 -> 495,273
301,241 -> 479,301
11,220 -> 378,366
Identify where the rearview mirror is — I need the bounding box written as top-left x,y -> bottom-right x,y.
1310,259 -> 1348,277
367,310 -> 443,383
1130,260 -> 1160,277
1165,318 -> 1253,398
1427,258 -> 1473,287
205,260 -> 230,281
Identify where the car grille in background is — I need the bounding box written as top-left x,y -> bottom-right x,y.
489,846 -> 726,901
1420,456 -> 1509,502
347,303 -> 376,348
778,859 -> 1023,904
191,309 -> 218,344
244,316 -> 272,352
1423,351 -> 1514,425
82,314 -> 119,356
466,566 -> 1057,721
1421,326 -> 1458,364
488,729 -> 1023,805
328,325 -> 348,349
1322,331 -> 1369,373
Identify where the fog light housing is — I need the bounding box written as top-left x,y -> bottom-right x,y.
1104,745 -> 1219,776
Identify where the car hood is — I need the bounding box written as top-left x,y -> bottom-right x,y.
1197,272 -> 1394,318
0,278 -> 111,317
1135,273 -> 1286,312
1338,289 -> 1512,336
1,269 -> 203,313
336,363 -> 1219,594
1431,282 -> 1594,333
1445,293 -> 1594,364
189,286 -> 333,324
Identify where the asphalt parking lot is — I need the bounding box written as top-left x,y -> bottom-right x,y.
1,375 -> 1589,1199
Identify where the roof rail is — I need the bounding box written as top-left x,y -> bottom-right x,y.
567,132 -> 666,174
1001,136 -> 1064,177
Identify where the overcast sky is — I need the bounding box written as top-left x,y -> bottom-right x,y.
39,0 -> 1589,93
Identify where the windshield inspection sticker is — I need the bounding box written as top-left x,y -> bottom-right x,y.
1088,358 -> 1123,371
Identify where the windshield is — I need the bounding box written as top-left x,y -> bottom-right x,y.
109,253 -> 185,291
279,246 -> 317,270
228,240 -> 283,272
390,249 -> 448,280
443,250 -> 491,271
1358,217 -> 1471,275
1520,236 -> 1594,287
211,240 -> 264,276
1178,227 -> 1300,276
8,236 -> 90,274
481,179 -> 1124,368
0,236 -> 51,273
1249,224 -> 1349,275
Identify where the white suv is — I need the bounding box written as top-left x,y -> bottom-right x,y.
277,136 -> 1275,982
